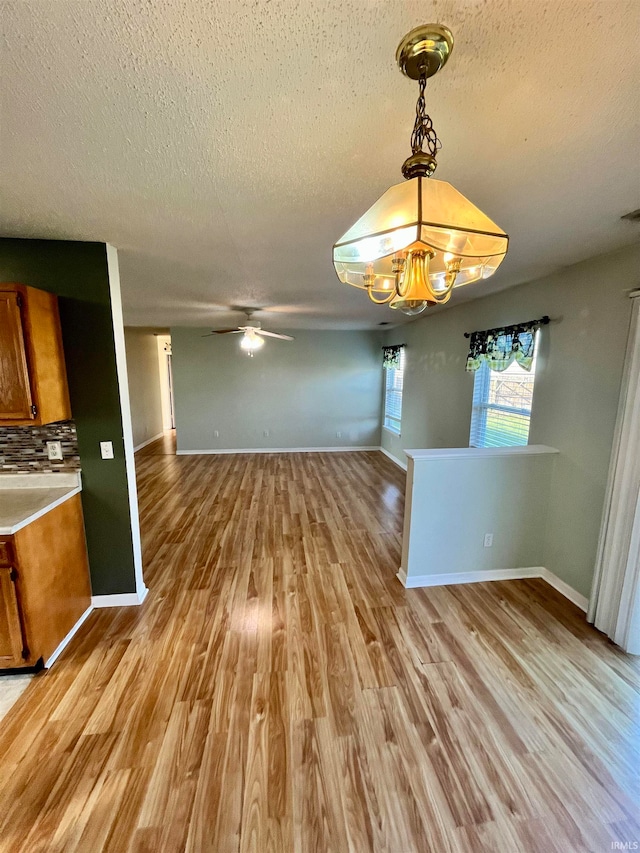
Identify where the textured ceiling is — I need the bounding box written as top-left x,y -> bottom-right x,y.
1,1 -> 639,330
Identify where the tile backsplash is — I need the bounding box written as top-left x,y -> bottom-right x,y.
0,421 -> 81,474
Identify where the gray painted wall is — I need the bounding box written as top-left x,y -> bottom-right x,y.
383,243 -> 640,597
171,328 -> 383,451
401,451 -> 556,580
124,328 -> 164,448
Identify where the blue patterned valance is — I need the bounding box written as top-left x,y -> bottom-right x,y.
465,320 -> 544,372
383,345 -> 404,369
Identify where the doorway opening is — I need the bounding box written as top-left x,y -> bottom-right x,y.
156,335 -> 175,432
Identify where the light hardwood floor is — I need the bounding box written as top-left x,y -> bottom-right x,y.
0,438 -> 638,852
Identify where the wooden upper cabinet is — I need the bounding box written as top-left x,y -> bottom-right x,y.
0,291 -> 33,420
0,284 -> 71,425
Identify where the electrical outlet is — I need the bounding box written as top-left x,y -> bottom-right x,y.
263,429 -> 270,437
100,441 -> 114,460
214,430 -> 219,438
46,441 -> 63,461
336,431 -> 342,438
483,533 -> 494,548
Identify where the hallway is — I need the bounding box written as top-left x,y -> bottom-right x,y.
0,444 -> 638,852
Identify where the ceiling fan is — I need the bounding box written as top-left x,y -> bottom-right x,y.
202,310 -> 295,356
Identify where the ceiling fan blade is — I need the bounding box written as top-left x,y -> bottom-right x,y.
255,330 -> 295,340
207,328 -> 244,335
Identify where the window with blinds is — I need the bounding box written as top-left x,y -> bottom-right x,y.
470,334 -> 538,448
384,348 -> 405,434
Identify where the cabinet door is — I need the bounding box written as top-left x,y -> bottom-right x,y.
0,567 -> 26,667
0,291 -> 34,420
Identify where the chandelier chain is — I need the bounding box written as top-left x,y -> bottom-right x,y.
410,75 -> 441,158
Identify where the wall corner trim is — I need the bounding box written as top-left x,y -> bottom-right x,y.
134,432 -> 165,453
44,604 -> 94,668
106,244 -> 146,602
91,587 -> 149,608
396,566 -> 588,612
379,447 -> 408,471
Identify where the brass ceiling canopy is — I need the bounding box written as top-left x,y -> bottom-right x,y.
395,24 -> 454,80
332,23 -> 508,316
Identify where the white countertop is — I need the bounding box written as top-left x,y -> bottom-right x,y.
0,472 -> 82,535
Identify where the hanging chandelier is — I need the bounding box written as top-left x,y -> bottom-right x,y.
333,25 -> 508,315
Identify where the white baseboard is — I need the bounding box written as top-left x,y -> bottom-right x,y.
396,568 -> 408,586
539,568 -> 589,611
175,446 -> 407,466
91,586 -> 149,608
175,446 -> 380,455
379,447 -> 408,471
44,604 -> 93,668
396,566 -> 541,588
134,432 -> 165,452
396,566 -> 588,612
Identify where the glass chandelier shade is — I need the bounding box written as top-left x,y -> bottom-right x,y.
332,24 -> 509,315
333,177 -> 508,307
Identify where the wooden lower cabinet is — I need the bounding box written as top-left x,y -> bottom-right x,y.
0,494 -> 91,669
0,565 -> 25,666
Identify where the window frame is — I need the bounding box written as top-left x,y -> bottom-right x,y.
383,348 -> 405,436
469,332 -> 538,449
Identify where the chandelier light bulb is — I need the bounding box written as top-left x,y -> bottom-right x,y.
389,297 -> 428,315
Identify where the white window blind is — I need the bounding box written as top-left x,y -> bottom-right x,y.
470,334 -> 538,448
384,348 -> 405,435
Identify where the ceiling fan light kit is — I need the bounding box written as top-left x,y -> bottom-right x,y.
239,329 -> 265,355
333,24 -> 508,316
203,310 -> 295,357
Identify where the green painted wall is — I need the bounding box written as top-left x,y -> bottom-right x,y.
382,243 -> 640,597
0,238 -> 137,595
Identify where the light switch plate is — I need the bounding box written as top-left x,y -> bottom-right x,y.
46,441 -> 63,461
100,441 -> 114,460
